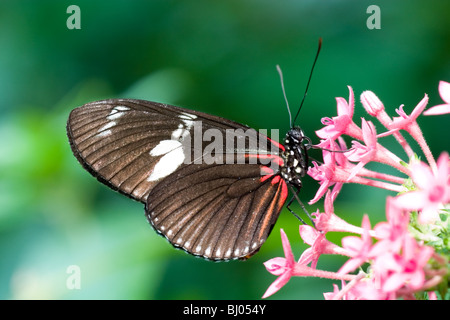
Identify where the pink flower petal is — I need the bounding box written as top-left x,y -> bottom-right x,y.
418,206 -> 440,224
410,94 -> 429,119
262,272 -> 292,298
264,257 -> 288,276
299,225 -> 318,245
394,190 -> 428,210
280,229 -> 294,266
389,95 -> 429,128
409,162 -> 434,190
423,103 -> 450,115
298,247 -> 314,265
382,273 -> 408,292
438,80 -> 450,103
338,257 -> 364,275
408,270 -> 425,290
341,236 -> 363,255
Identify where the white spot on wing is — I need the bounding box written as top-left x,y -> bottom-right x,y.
114,106 -> 130,111
107,106 -> 130,120
179,112 -> 197,120
171,128 -> 189,140
171,113 -> 197,140
107,112 -> 123,120
99,121 -> 116,131
96,106 -> 130,137
96,121 -> 116,137
96,130 -> 111,137
147,140 -> 185,181
149,140 -> 182,156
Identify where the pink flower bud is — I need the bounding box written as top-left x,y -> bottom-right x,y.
361,91 -> 384,116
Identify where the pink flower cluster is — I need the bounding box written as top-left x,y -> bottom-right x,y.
263,81 -> 450,300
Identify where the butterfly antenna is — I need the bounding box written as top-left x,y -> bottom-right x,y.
276,64 -> 293,127
293,37 -> 322,125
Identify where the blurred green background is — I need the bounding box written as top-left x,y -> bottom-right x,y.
1,0 -> 449,300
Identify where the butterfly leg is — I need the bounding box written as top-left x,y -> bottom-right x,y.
286,185 -> 316,228
285,193 -> 307,225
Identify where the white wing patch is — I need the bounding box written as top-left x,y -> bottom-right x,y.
171,112 -> 198,140
108,105 -> 130,119
96,121 -> 116,137
96,105 -> 131,137
147,140 -> 185,182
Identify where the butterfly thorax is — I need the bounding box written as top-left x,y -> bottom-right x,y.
280,126 -> 310,188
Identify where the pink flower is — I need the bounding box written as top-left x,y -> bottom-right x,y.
308,139 -> 349,204
338,215 -> 375,275
299,225 -> 349,268
264,84 -> 448,300
345,119 -> 409,178
263,228 -> 357,298
324,273 -> 386,300
372,197 -> 410,254
428,291 -> 438,300
323,283 -> 343,300
347,279 -> 387,300
316,86 -> 363,140
307,156 -> 344,204
376,236 -> 434,293
424,81 -> 450,115
345,119 -> 378,179
394,152 -> 450,223
361,90 -> 416,158
312,190 -> 369,235
388,94 -> 437,171
308,136 -> 405,202
388,94 -> 429,130
323,281 -> 362,300
360,90 -> 385,117
262,229 -> 295,298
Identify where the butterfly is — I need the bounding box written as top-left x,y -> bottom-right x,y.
66,40 -> 322,261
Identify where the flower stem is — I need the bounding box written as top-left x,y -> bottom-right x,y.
348,175 -> 405,193
357,167 -> 405,184
332,271 -> 366,300
407,122 -> 437,173
293,264 -> 357,281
